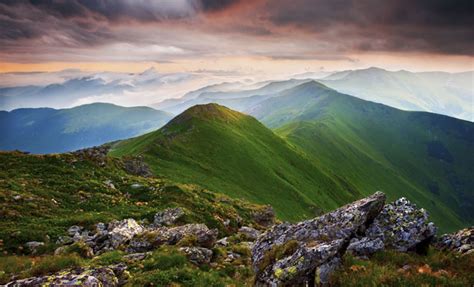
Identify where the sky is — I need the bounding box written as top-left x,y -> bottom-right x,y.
1,0 -> 473,77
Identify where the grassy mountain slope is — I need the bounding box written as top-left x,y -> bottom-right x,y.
249,81 -> 474,232
110,104 -> 359,221
0,103 -> 172,154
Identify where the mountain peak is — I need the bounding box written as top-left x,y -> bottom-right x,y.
167,103 -> 247,126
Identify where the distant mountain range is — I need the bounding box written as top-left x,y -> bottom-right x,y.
153,68 -> 473,122
320,67 -> 473,121
0,103 -> 172,153
111,82 -> 474,232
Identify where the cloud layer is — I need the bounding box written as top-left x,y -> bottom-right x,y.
0,0 -> 472,64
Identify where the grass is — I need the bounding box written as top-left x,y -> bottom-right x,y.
110,104 -> 360,223
256,81 -> 473,232
0,151 -> 262,254
330,249 -> 474,286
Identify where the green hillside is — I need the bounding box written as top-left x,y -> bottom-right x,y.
250,81 -> 474,232
110,104 -> 359,221
0,103 -> 173,154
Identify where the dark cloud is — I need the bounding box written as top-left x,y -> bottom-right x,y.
0,0 -> 472,63
199,0 -> 241,12
263,0 -> 474,55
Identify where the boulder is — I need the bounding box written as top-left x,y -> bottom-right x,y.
179,247 -> 213,265
128,224 -> 217,253
154,207 -> 185,226
252,191 -> 385,286
435,227 -> 473,255
348,197 -> 436,256
239,226 -> 261,241
4,264 -> 128,287
68,225 -> 83,236
108,219 -> 144,248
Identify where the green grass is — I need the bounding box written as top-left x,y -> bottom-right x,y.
0,151 -> 263,254
110,104 -> 360,222
330,249 -> 474,286
253,81 -> 473,232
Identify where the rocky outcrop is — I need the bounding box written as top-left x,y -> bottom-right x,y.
435,227 -> 473,255
72,146 -> 110,166
122,156 -> 152,177
127,223 -> 217,253
348,197 -> 436,257
4,264 -> 128,287
252,191 -> 386,286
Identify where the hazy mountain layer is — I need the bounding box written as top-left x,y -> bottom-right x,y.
321,67 -> 473,121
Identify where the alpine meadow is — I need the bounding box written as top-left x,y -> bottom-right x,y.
1,1 -> 473,286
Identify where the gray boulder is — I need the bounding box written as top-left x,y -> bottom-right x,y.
239,226 -> 261,241
348,197 -> 436,256
154,207 -> 185,226
108,219 -> 144,248
252,191 -> 385,286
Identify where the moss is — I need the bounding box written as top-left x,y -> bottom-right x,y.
258,240 -> 299,272
177,234 -> 198,247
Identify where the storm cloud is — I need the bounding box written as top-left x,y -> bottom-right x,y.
0,0 -> 472,64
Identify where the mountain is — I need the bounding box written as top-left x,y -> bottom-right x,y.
0,77 -> 132,110
0,103 -> 172,154
110,104 -> 360,221
247,81 -> 474,232
320,67 -> 474,121
155,79 -> 311,115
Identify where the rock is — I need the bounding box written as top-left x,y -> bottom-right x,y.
348,197 -> 437,256
68,225 -> 83,236
239,226 -> 261,241
108,219 -> 144,248
56,235 -> 74,245
315,257 -> 342,285
252,191 -> 385,286
130,183 -> 143,189
216,237 -> 230,247
4,264 -> 127,287
24,241 -> 44,254
435,227 -> 473,255
253,206 -> 276,227
179,247 -> 213,265
128,224 -> 217,253
123,157 -> 152,177
104,180 -> 116,190
154,207 -> 185,226
225,251 -> 242,263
